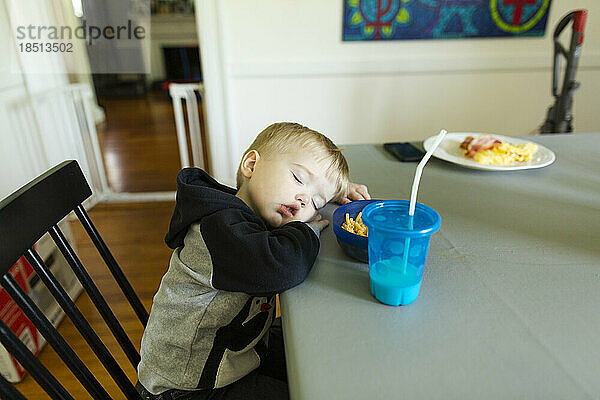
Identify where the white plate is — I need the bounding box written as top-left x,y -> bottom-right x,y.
423,133 -> 556,171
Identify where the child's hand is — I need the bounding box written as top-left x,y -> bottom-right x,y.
306,213 -> 329,234
338,182 -> 371,204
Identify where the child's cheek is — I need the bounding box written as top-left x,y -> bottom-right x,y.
301,209 -> 316,223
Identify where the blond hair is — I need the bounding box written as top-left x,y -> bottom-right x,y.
236,122 -> 349,203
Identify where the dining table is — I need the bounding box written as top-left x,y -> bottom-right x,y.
279,132 -> 600,400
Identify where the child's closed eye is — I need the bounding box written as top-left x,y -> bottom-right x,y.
292,172 -> 302,184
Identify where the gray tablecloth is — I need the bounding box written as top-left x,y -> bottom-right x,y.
280,133 -> 600,400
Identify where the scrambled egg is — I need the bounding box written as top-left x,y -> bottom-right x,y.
473,142 -> 538,165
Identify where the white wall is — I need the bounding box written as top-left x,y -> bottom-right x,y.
0,0 -> 103,202
200,0 -> 600,185
5,0 -> 69,94
0,0 -> 48,200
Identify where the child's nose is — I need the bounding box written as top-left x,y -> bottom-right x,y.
296,194 -> 308,207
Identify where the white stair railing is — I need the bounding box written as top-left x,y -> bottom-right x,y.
15,83 -> 207,206
168,83 -> 205,170
25,84 -> 110,206
27,83 -> 176,205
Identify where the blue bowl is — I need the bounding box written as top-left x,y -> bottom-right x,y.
332,200 -> 378,263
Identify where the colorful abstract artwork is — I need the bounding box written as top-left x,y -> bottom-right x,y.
342,0 -> 552,40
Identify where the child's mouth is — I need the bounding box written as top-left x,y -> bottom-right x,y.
279,204 -> 296,217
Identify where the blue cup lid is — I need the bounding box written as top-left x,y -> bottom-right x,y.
362,200 -> 441,238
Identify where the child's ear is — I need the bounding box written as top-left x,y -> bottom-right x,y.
240,150 -> 260,178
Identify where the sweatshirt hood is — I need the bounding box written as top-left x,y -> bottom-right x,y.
164,168 -> 252,249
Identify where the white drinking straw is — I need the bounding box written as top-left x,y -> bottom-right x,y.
402,129 -> 447,273
409,129 -> 447,216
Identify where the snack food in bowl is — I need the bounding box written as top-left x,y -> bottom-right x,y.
332,200 -> 378,263
341,212 -> 368,237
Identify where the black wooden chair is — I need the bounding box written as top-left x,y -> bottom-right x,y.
0,160 -> 149,399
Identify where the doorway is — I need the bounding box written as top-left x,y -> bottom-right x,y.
87,0 -> 207,194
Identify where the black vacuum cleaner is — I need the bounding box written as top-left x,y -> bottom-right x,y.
541,10 -> 588,134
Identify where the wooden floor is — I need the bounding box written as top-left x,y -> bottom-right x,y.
97,91 -> 209,193
97,92 -> 180,193
15,202 -> 176,399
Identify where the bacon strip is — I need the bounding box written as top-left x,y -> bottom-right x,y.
460,135 -> 501,158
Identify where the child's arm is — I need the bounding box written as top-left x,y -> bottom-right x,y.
181,208 -> 320,296
337,182 -> 371,204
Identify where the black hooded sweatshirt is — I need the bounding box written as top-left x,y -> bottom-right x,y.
138,168 -> 320,393
165,167 -> 320,293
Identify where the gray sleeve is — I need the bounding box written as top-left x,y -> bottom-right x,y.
305,222 -> 321,238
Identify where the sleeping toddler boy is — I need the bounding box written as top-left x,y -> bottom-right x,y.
136,122 -> 369,399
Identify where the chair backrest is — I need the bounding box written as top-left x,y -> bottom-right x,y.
0,160 -> 148,400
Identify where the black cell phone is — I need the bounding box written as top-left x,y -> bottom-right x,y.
383,142 -> 426,162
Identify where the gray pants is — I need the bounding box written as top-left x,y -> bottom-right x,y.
136,322 -> 289,400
